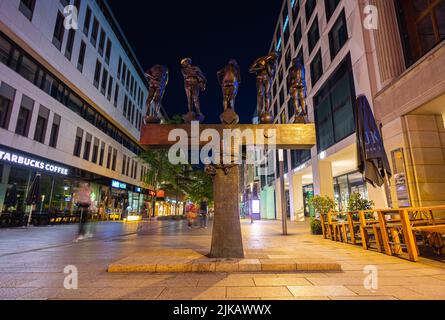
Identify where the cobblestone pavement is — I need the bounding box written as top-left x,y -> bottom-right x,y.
1,219 -> 445,300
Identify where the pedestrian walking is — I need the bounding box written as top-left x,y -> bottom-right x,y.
199,198 -> 208,229
186,203 -> 197,229
74,183 -> 92,242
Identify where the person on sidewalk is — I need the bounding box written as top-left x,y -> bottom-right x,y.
199,198 -> 208,229
186,203 -> 197,229
74,183 -> 92,242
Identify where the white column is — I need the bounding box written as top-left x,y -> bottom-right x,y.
275,178 -> 282,221
291,173 -> 305,221
312,159 -> 335,198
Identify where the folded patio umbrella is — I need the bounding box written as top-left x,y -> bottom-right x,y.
355,95 -> 392,188
25,174 -> 41,227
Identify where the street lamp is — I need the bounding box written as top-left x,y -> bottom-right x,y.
250,182 -> 254,224
278,149 -> 288,236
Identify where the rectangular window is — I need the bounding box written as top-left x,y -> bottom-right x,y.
292,0 -> 300,24
114,84 -> 119,107
101,68 -> 108,95
0,36 -> 12,64
15,95 -> 34,137
98,29 -> 105,56
91,138 -> 99,163
73,128 -> 83,157
99,142 -> 105,166
314,54 -> 356,152
83,133 -> 92,161
122,155 -> 127,174
19,0 -> 36,21
49,114 -> 60,148
93,60 -> 101,88
112,149 -> 117,171
106,146 -> 112,169
33,105 -> 49,144
307,17 -> 320,54
0,83 -> 15,130
325,0 -> 340,21
107,76 -> 113,100
65,29 -> 76,60
293,21 -> 302,51
18,55 -> 37,84
77,41 -> 86,72
90,18 -> 99,46
123,95 -> 128,117
105,40 -> 112,64
83,6 -> 92,35
310,50 -> 323,86
117,57 -> 122,79
396,0 -> 445,67
329,10 -> 348,60
52,12 -> 65,51
305,0 -> 317,21
122,63 -> 127,82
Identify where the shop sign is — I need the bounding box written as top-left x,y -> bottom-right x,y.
0,149 -> 69,175
111,180 -> 127,190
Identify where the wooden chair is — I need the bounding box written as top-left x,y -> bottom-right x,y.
320,212 -> 332,240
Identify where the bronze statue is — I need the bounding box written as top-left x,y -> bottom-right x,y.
249,52 -> 279,124
287,58 -> 307,124
144,65 -> 169,123
217,59 -> 241,124
181,58 -> 207,123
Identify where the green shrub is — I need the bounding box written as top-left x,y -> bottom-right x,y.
347,192 -> 374,212
308,195 -> 336,217
310,218 -> 323,235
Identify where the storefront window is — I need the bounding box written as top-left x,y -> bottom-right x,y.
51,177 -> 73,213
7,166 -> 31,213
333,171 -> 367,212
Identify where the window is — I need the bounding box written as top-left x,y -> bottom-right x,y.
310,50 -> 323,87
105,40 -> 112,64
98,29 -> 105,55
112,149 -> 117,171
101,68 -> 108,95
99,142 -> 105,166
52,12 -> 65,50
123,96 -> 128,116
49,114 -> 60,148
122,63 -> 127,82
94,60 -> 101,88
83,6 -> 92,35
396,0 -> 445,67
15,95 -> 34,137
83,133 -> 92,161
325,0 -> 340,21
117,57 -> 122,79
0,36 -> 12,64
33,106 -> 49,144
307,17 -> 320,54
329,10 -> 348,60
91,18 -> 99,46
122,155 -> 127,174
314,54 -> 356,152
305,0 -> 317,21
19,0 -> 36,21
65,29 -> 76,60
18,55 -> 37,83
77,41 -> 86,72
114,84 -> 119,107
106,146 -> 112,169
73,128 -> 83,157
107,76 -> 113,100
0,83 -> 15,130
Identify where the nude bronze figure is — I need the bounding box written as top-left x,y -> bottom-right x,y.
287,58 -> 307,124
217,59 -> 241,124
144,64 -> 169,123
181,58 -> 207,123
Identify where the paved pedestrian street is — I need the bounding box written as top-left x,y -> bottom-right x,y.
1,220 -> 445,300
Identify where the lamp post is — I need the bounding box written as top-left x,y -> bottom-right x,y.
278,149 -> 288,235
250,182 -> 254,224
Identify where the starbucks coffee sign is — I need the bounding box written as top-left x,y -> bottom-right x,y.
0,149 -> 69,176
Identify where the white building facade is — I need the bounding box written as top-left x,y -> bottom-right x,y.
0,0 -> 153,218
257,0 -> 388,221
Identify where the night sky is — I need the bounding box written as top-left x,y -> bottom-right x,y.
107,0 -> 282,124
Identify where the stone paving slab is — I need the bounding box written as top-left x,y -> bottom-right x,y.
107,249 -> 342,273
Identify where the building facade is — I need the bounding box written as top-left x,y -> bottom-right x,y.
371,0 -> 445,208
0,0 -> 154,219
256,0 -> 389,221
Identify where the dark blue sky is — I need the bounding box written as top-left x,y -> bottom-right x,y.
108,0 -> 282,124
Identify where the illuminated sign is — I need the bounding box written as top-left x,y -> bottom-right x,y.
135,187 -> 142,193
111,180 -> 127,190
0,149 -> 69,175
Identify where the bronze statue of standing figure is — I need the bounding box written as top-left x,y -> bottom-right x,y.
249,52 -> 279,124
217,59 -> 241,124
144,64 -> 169,124
181,58 -> 207,123
287,58 -> 307,124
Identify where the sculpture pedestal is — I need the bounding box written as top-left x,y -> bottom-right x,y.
183,112 -> 205,124
209,165 -> 244,259
220,109 -> 239,125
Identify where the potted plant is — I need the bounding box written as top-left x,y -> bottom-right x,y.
308,195 -> 336,235
347,192 -> 375,221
